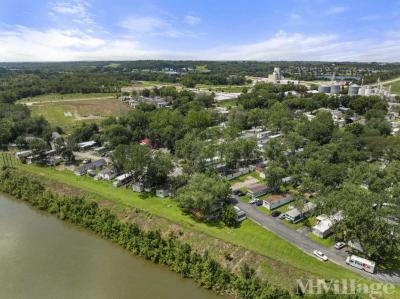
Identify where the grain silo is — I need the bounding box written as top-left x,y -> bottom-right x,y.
348,84 -> 360,96
330,84 -> 341,95
318,85 -> 331,93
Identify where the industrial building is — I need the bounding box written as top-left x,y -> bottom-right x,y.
347,79 -> 395,100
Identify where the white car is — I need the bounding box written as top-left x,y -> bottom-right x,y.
248,198 -> 258,205
334,242 -> 346,250
313,250 -> 328,261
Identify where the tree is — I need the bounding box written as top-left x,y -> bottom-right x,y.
221,205 -> 238,227
112,144 -> 151,181
112,144 -> 173,188
102,124 -> 132,148
145,151 -> 174,188
176,173 -> 231,221
323,184 -> 399,263
27,138 -> 48,153
265,164 -> 286,192
304,111 -> 335,144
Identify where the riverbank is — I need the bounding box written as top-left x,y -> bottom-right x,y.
0,192 -> 224,299
0,168 -> 292,298
6,164 -> 400,298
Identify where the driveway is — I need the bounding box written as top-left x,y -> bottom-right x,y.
235,199 -> 400,284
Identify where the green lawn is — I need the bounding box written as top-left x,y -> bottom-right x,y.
17,93 -> 115,104
0,152 -> 20,168
385,80 -> 400,96
19,163 -> 400,294
196,84 -> 248,93
28,97 -> 130,133
308,233 -> 336,247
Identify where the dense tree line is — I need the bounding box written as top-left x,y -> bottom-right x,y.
0,103 -> 54,149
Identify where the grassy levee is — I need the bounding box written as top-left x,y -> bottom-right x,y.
20,164 -> 400,296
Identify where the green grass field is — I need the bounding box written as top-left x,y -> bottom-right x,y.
385,80 -> 400,96
308,233 -> 336,247
28,97 -> 130,133
195,84 -> 248,93
19,164 -> 400,296
17,93 -> 116,104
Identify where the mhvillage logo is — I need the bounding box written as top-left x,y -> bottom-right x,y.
296,278 -> 395,298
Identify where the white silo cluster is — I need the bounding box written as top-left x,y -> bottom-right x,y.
348,84 -> 360,96
348,79 -> 395,100
317,72 -> 342,95
317,83 -> 342,95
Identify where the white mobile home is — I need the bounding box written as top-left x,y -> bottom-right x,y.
263,194 -> 293,210
113,173 -> 132,187
285,202 -> 317,223
132,182 -> 144,192
247,184 -> 271,198
312,212 -> 343,238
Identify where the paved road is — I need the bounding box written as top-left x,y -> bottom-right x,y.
235,199 -> 400,284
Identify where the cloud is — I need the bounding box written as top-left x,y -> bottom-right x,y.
118,16 -> 170,33
0,25 -> 399,62
184,15 -> 201,26
49,0 -> 93,25
0,26 -> 150,61
326,6 -> 346,15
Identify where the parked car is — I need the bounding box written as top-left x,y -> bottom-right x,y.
233,190 -> 245,197
82,159 -> 91,164
278,213 -> 287,220
248,198 -> 258,205
255,200 -> 262,206
87,169 -> 96,177
313,250 -> 328,261
334,242 -> 346,250
271,210 -> 282,217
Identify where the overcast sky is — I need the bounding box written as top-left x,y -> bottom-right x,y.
1,0 -> 400,62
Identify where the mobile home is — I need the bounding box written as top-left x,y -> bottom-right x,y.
113,173 -> 132,187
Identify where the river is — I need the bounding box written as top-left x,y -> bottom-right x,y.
0,193 -> 224,299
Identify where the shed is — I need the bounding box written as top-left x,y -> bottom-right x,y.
156,187 -> 172,198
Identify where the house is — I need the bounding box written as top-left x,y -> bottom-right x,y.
132,182 -> 144,192
45,149 -> 57,157
247,184 -> 271,198
74,159 -> 106,176
140,138 -> 152,147
113,173 -> 133,187
26,154 -> 41,164
46,155 -> 64,166
77,140 -> 96,151
98,168 -> 116,181
312,212 -> 343,238
156,186 -> 172,198
263,194 -> 294,210
234,206 -> 247,222
51,131 -> 62,141
15,150 -> 33,159
285,202 -> 317,223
